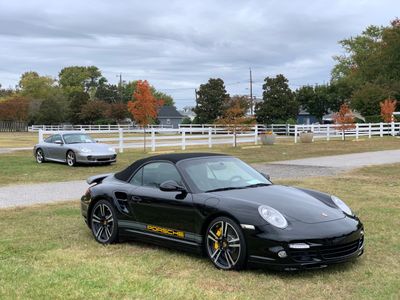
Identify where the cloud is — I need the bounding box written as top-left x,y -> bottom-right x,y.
0,0 -> 397,107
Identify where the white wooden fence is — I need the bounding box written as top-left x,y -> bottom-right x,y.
38,127 -> 259,153
29,124 -> 173,132
37,122 -> 400,153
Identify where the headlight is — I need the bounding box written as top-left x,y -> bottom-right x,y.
80,148 -> 91,153
331,195 -> 353,215
258,205 -> 288,229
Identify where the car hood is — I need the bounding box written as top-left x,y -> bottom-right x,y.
67,143 -> 115,152
211,185 -> 345,224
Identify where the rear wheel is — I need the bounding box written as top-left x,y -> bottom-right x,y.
66,151 -> 76,167
205,216 -> 247,270
36,149 -> 45,164
90,200 -> 118,244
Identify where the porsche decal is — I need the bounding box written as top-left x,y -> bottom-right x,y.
146,225 -> 185,238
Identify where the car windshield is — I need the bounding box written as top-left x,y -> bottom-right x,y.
63,133 -> 95,144
178,157 -> 271,193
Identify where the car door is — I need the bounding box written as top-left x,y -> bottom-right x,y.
127,161 -> 197,234
51,134 -> 67,161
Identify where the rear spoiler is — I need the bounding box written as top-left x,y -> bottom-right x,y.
86,173 -> 113,185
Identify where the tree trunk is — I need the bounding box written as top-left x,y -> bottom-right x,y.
143,127 -> 146,152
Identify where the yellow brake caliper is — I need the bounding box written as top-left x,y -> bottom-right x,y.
214,227 -> 222,250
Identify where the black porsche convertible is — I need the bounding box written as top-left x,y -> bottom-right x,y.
80,153 -> 364,271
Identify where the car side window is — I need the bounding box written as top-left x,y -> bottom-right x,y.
52,134 -> 62,144
44,135 -> 53,143
129,168 -> 143,186
142,162 -> 182,188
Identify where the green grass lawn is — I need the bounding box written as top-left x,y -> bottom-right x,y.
0,164 -> 399,299
0,137 -> 399,186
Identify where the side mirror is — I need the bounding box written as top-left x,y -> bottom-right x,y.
259,172 -> 271,181
159,180 -> 186,192
54,140 -> 63,145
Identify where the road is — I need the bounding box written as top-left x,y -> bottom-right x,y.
0,149 -> 399,209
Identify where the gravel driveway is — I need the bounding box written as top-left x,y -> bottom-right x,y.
1,149 -> 399,209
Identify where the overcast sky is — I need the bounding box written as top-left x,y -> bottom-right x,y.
0,0 -> 397,108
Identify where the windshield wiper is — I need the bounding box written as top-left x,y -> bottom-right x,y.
243,183 -> 271,188
205,186 -> 246,193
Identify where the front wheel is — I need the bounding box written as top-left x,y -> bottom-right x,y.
205,216 -> 247,270
90,200 -> 118,244
66,151 -> 76,167
36,149 -> 45,164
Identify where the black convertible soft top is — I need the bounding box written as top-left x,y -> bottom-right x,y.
114,152 -> 227,182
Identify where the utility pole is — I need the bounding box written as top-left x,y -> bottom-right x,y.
116,73 -> 122,102
249,67 -> 253,115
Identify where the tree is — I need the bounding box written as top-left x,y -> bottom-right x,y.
95,82 -> 120,103
255,74 -> 298,124
59,66 -> 102,94
194,78 -> 229,123
0,95 -> 30,122
331,20 -> 400,116
350,83 -> 391,117
333,103 -> 355,140
106,102 -> 129,123
216,102 -> 255,147
18,71 -> 55,99
127,80 -> 164,151
380,99 -> 397,122
34,98 -> 67,124
80,100 -> 110,124
122,81 -> 174,106
224,95 -> 251,113
68,91 -> 90,124
0,84 -> 14,98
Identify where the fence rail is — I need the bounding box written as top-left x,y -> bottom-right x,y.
29,124 -> 173,132
36,122 -> 400,153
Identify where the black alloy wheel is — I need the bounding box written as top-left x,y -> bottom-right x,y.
66,151 -> 76,167
36,149 -> 45,164
206,217 -> 247,270
91,200 -> 118,244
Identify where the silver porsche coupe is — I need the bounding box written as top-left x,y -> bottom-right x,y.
33,132 -> 117,166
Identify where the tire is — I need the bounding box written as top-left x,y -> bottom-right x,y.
205,216 -> 247,270
66,151 -> 76,167
90,200 -> 118,244
36,149 -> 45,164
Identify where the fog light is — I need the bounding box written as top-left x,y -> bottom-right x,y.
289,243 -> 310,249
278,250 -> 287,258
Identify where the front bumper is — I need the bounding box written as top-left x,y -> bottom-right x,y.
245,218 -> 364,270
76,152 -> 117,164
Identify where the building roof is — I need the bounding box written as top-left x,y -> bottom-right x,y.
158,106 -> 184,119
114,153 -> 228,181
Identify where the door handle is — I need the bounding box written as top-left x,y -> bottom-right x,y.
131,195 -> 142,202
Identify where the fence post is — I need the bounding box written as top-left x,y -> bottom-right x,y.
38,129 -> 43,142
254,125 -> 258,145
208,127 -> 212,148
380,122 -> 383,137
355,123 -> 359,140
294,125 -> 298,143
182,130 -> 186,150
327,124 -> 330,141
391,122 -> 395,136
368,123 -> 372,138
151,129 -> 156,152
118,128 -> 123,153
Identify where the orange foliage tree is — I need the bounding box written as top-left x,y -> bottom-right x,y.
380,98 -> 397,122
127,80 -> 164,151
333,103 -> 355,140
0,95 -> 30,122
217,101 -> 255,147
